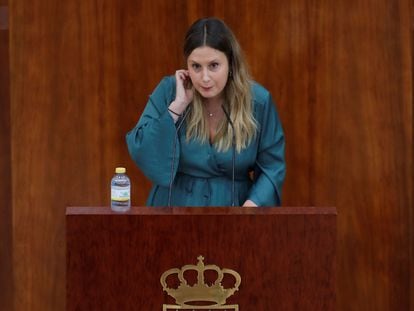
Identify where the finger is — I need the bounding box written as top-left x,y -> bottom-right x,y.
175,71 -> 183,81
176,71 -> 186,80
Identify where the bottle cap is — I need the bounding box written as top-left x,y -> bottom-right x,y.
115,167 -> 126,174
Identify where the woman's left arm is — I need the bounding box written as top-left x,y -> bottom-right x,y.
245,92 -> 286,206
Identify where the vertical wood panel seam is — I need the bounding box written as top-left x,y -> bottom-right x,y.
410,1 -> 414,310
0,6 -> 12,310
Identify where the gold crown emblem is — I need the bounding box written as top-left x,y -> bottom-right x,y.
160,256 -> 241,307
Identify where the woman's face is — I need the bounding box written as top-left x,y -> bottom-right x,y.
187,46 -> 229,101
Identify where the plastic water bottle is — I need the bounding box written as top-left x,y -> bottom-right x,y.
111,167 -> 131,212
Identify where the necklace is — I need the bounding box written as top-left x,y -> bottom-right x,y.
205,106 -> 221,117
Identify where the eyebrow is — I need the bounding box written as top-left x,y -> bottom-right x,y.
189,59 -> 220,64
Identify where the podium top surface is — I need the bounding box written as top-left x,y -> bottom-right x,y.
66,206 -> 336,216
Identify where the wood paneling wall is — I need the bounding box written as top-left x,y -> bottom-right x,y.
7,0 -> 412,310
0,2 -> 12,311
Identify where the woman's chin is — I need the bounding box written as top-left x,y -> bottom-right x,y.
196,89 -> 220,99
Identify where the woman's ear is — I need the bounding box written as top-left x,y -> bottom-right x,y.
184,75 -> 193,89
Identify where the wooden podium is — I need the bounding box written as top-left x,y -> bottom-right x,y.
66,206 -> 336,310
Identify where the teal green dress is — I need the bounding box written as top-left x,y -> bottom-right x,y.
126,76 -> 286,206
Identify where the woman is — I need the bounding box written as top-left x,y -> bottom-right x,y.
126,17 -> 285,207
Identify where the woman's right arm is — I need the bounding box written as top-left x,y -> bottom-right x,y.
126,71 -> 193,187
126,76 -> 179,187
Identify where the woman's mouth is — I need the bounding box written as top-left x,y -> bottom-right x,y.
201,86 -> 213,92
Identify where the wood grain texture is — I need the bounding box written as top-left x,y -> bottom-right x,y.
0,5 -> 8,29
67,207 -> 336,310
8,0 -> 412,310
0,3 -> 12,308
314,2 -> 412,310
411,1 -> 414,309
10,2 -> 186,310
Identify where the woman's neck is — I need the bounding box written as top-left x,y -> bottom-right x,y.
203,96 -> 224,109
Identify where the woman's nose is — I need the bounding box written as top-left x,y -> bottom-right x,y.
202,68 -> 210,82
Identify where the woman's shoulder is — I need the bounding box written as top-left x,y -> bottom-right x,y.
250,81 -> 271,106
150,75 -> 176,101
249,81 -> 280,127
158,75 -> 176,89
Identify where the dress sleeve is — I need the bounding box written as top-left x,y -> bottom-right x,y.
247,92 -> 286,206
126,76 -> 180,187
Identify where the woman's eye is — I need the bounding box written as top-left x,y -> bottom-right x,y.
192,64 -> 201,70
210,63 -> 219,70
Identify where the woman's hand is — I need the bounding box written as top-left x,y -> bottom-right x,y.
174,70 -> 194,107
243,200 -> 258,207
168,70 -> 194,122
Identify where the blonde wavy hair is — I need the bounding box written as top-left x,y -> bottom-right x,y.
183,18 -> 257,152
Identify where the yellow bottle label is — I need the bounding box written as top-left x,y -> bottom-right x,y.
111,186 -> 130,201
